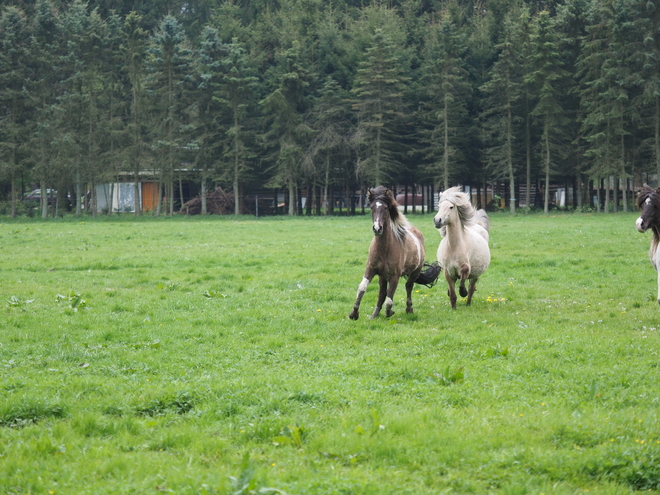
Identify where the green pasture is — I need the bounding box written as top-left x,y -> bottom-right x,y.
1,212 -> 660,494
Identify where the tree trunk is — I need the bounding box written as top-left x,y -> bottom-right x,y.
323,155 -> 330,216
288,181 -> 296,216
156,179 -> 162,217
543,124 -> 550,214
10,174 -> 17,218
604,176 -> 610,213
656,96 -> 660,183
443,96 -> 450,190
201,174 -> 207,215
525,91 -> 532,210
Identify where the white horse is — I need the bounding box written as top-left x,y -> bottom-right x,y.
433,187 -> 490,309
636,184 -> 660,305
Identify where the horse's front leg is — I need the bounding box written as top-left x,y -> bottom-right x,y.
466,277 -> 478,306
459,263 -> 470,298
656,270 -> 660,306
349,271 -> 374,320
445,270 -> 458,309
384,276 -> 400,317
371,276 -> 388,318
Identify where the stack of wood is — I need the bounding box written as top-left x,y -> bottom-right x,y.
180,187 -> 235,215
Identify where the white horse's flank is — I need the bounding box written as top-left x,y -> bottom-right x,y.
433,187 -> 490,309
636,185 -> 660,304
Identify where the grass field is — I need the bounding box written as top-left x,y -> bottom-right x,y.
1,211 -> 660,494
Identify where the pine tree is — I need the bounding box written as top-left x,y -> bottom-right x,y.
577,0 -> 623,212
351,28 -> 410,186
419,10 -> 471,191
0,6 -> 31,217
632,0 -> 660,188
28,0 -> 60,218
122,11 -> 148,216
194,25 -> 226,215
555,0 -> 589,209
526,10 -> 570,214
217,38 -> 259,215
146,15 -> 194,216
308,76 -> 353,215
481,9 -> 524,213
260,40 -> 314,216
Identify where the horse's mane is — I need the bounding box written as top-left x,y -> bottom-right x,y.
369,186 -> 410,240
439,186 -> 476,228
637,185 -> 660,210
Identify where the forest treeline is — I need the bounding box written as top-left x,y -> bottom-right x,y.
0,0 -> 659,217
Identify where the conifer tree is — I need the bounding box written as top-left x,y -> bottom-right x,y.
122,11 -> 148,216
578,0 -> 623,212
351,28 -> 410,186
28,0 -> 60,218
419,10 -> 471,191
0,6 -> 31,217
526,10 -> 570,213
260,40 -> 314,216
481,9 -> 524,212
146,15 -> 194,216
308,76 -> 353,215
636,0 -> 660,183
194,25 -> 225,215
217,38 -> 259,215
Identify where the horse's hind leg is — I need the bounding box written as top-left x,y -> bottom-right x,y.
445,271 -> 458,309
459,263 -> 470,298
405,274 -> 417,314
349,272 -> 374,320
371,276 -> 388,318
384,276 -> 400,317
466,278 -> 478,306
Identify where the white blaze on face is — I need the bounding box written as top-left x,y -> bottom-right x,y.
636,216 -> 645,232
646,197 -> 652,206
373,201 -> 384,231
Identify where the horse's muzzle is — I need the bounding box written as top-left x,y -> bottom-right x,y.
433,218 -> 443,229
373,225 -> 383,236
636,217 -> 647,233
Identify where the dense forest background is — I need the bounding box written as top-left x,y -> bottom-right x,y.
0,0 -> 659,217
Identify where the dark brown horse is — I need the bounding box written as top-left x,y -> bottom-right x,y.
349,186 -> 440,320
636,184 -> 660,305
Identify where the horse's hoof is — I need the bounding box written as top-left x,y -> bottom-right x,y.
386,310 -> 395,317
349,311 -> 359,320
459,287 -> 468,297
406,307 -> 414,314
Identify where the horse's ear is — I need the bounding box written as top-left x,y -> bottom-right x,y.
368,188 -> 376,202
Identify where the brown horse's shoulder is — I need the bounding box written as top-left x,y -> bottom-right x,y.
407,226 -> 424,242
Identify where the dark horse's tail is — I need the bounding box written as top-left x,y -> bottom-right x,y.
416,261 -> 441,288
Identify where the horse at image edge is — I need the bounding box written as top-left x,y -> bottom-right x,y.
636,184 -> 660,305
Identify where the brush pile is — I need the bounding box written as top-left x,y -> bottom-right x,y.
180,187 -> 235,215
